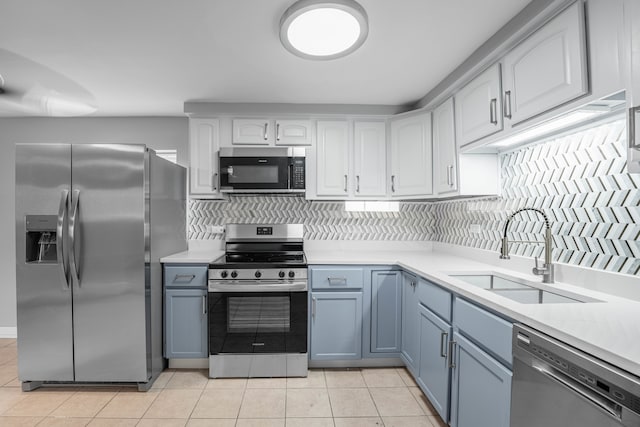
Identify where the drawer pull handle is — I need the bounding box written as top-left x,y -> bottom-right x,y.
328,277 -> 347,285
174,274 -> 196,283
312,297 -> 316,319
202,295 -> 207,315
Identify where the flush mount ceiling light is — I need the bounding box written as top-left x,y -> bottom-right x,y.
280,0 -> 369,60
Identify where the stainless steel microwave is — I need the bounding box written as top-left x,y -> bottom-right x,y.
219,147 -> 306,193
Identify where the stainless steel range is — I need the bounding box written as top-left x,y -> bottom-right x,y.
208,224 -> 308,378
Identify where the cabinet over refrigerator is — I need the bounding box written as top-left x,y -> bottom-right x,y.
15,143 -> 187,391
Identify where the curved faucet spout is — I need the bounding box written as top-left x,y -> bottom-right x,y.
500,207 -> 554,283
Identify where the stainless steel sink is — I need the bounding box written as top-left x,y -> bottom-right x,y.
448,272 -> 600,304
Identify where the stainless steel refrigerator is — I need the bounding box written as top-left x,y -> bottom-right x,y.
15,143 -> 187,391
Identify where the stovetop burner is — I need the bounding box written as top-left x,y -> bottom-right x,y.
208,224 -> 307,272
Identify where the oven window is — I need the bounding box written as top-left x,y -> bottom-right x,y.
209,291 -> 307,354
228,165 -> 279,183
228,296 -> 291,333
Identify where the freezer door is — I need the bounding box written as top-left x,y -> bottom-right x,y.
15,144 -> 74,382
70,144 -> 149,382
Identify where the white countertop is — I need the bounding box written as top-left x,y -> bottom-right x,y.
160,249 -> 224,264
306,247 -> 640,379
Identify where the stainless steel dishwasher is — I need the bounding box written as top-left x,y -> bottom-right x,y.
511,324 -> 640,427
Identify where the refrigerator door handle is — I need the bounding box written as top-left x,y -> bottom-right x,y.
57,189 -> 70,290
69,189 -> 81,287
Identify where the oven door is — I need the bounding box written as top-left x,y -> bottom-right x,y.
208,283 -> 307,355
219,156 -> 290,192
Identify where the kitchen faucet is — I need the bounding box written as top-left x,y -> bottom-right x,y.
500,207 -> 554,284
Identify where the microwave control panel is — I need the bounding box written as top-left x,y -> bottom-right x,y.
291,157 -> 305,190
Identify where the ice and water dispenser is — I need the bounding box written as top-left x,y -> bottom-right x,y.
25,215 -> 59,263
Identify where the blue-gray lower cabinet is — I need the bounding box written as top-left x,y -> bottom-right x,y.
370,270 -> 402,353
450,331 -> 512,427
401,272 -> 420,375
310,292 -> 363,360
417,304 -> 452,423
164,288 -> 208,358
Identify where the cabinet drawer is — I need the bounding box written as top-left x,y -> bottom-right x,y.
164,265 -> 208,288
311,267 -> 364,290
453,297 -> 512,367
418,279 -> 452,322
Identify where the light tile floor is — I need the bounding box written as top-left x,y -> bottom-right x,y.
0,339 -> 447,426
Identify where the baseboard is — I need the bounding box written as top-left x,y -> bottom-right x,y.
0,327 -> 17,338
168,358 -> 208,369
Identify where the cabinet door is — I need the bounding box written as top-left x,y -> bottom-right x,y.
316,121 -> 350,197
189,118 -> 220,195
165,289 -> 208,358
389,112 -> 433,197
417,305 -> 451,422
354,121 -> 387,197
310,292 -> 362,360
232,119 -> 272,145
370,271 -> 402,353
433,97 -> 458,195
454,63 -> 503,146
275,120 -> 313,146
401,273 -> 420,374
450,332 -> 512,427
502,1 -> 587,125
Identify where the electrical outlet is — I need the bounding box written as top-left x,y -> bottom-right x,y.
206,225 -> 225,234
470,224 -> 482,233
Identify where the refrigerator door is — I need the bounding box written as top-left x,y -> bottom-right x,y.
70,144 -> 149,382
16,144 -> 74,381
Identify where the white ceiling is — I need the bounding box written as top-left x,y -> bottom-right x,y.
0,0 -> 531,117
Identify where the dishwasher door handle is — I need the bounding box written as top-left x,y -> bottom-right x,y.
533,364 -> 623,421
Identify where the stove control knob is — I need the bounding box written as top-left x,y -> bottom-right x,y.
288,271 -> 295,278
255,271 -> 262,278
230,271 -> 238,279
220,271 -> 228,279
279,271 -> 286,278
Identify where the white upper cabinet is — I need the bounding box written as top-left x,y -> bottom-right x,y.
389,112 -> 433,197
433,98 -> 458,195
353,122 -> 387,197
232,119 -> 313,146
502,1 -> 587,125
189,118 -> 221,197
316,121 -> 350,197
454,64 -> 503,147
232,119 -> 272,145
274,120 -> 313,146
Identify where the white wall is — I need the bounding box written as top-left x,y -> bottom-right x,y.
0,117 -> 189,330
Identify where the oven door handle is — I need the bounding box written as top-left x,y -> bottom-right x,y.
208,281 -> 308,292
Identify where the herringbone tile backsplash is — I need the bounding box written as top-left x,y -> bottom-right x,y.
189,117 -> 639,275
434,118 -> 639,275
189,196 -> 435,241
